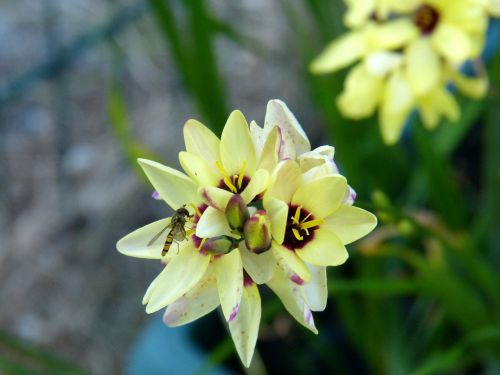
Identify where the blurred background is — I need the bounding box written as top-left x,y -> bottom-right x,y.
0,1 -> 499,374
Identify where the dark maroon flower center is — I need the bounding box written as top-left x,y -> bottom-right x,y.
218,175 -> 250,194
243,270 -> 254,287
282,205 -> 320,250
414,4 -> 440,34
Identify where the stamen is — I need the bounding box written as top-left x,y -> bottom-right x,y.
293,206 -> 302,225
197,238 -> 207,251
237,161 -> 247,189
189,203 -> 202,217
300,219 -> 323,230
292,228 -> 304,241
301,211 -> 313,223
216,161 -> 238,193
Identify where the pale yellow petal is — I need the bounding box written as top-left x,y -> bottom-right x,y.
239,243 -> 276,284
368,19 -> 419,50
215,249 -> 244,322
310,31 -> 367,74
297,228 -> 348,267
432,23 -> 472,64
241,169 -> 269,204
196,206 -> 234,238
337,64 -> 384,119
344,0 -> 374,27
220,110 -> 257,175
271,242 -> 311,283
264,99 -> 311,158
418,87 -> 460,129
384,0 -> 421,13
264,160 -> 302,204
179,151 -> 219,187
488,0 -> 500,16
303,265 -> 328,312
298,146 -> 338,177
438,89 -> 461,125
365,51 -> 403,77
183,119 -> 220,168
142,275 -> 159,305
298,147 -> 342,182
468,32 -> 486,58
379,69 -> 415,145
198,186 -> 233,211
291,175 -> 348,219
442,1 -> 488,34
264,197 -> 288,244
451,70 -> 488,99
257,127 -> 279,173
405,38 -> 441,96
323,205 -> 377,245
228,281 -> 261,368
117,218 -> 170,259
266,267 -> 318,334
146,246 -> 211,313
249,120 -> 265,154
163,266 -> 219,326
138,158 -> 200,209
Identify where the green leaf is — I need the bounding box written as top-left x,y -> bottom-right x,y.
107,77 -> 163,180
149,0 -> 227,134
328,278 -> 421,296
408,346 -> 464,375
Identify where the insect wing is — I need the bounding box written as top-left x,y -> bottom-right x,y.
147,224 -> 171,247
172,223 -> 187,241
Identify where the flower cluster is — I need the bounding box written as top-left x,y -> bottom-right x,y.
310,0 -> 499,144
116,100 -> 377,367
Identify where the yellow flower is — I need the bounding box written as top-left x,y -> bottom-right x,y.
311,0 -> 494,144
264,160 -> 377,287
255,100 -> 357,202
180,110 -> 269,200
117,100 -> 378,367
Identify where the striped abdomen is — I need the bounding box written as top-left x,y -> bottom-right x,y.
162,232 -> 174,256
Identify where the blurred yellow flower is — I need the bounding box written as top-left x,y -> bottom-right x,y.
311,0 -> 495,144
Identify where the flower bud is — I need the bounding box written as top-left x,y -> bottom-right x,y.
243,210 -> 272,254
201,236 -> 237,255
225,194 -> 249,232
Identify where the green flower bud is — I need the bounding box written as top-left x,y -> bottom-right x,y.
225,194 -> 249,232
243,210 -> 272,254
201,235 -> 237,255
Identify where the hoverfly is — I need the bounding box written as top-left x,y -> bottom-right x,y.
147,206 -> 192,256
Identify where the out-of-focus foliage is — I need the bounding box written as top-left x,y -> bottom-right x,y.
0,330 -> 90,375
